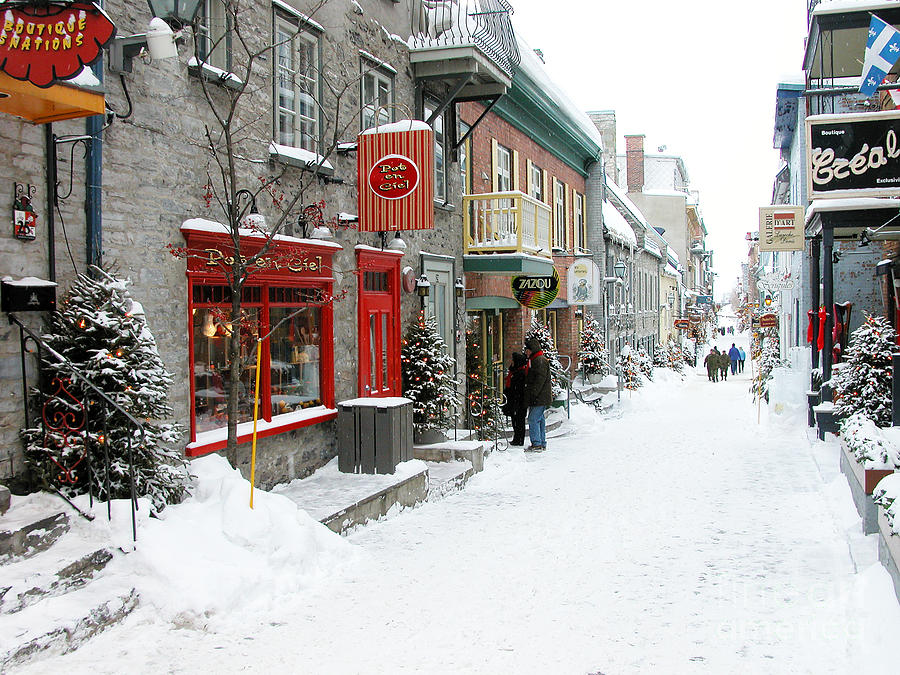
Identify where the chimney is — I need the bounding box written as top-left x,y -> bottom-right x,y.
625,134 -> 645,193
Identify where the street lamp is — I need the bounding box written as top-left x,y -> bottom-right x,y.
146,0 -> 204,28
614,260 -> 626,280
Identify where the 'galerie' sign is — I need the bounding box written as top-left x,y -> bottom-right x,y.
0,2 -> 116,88
357,121 -> 434,232
758,206 -> 805,252
807,111 -> 900,198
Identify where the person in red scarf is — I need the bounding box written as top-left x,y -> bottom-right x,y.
524,337 -> 552,452
502,352 -> 528,446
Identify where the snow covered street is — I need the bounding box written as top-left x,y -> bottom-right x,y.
17,337 -> 900,674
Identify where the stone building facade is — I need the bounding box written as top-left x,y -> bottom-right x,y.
0,0 -> 479,487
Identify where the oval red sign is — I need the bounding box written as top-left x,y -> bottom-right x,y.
367,154 -> 419,200
0,2 -> 116,88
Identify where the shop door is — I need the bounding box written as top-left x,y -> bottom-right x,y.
357,250 -> 402,397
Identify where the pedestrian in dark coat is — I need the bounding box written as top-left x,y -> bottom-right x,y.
502,352 -> 528,446
728,343 -> 740,375
524,336 -> 552,451
718,349 -> 729,381
704,347 -> 719,381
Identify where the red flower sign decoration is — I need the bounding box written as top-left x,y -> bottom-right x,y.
0,1 -> 116,88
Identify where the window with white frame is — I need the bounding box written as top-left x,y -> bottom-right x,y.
459,121 -> 470,196
424,99 -> 449,203
496,143 -> 512,192
553,179 -> 565,248
275,15 -> 320,152
361,61 -> 392,131
530,163 -> 543,201
574,192 -> 585,250
198,0 -> 230,71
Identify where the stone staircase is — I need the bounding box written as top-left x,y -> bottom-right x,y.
0,497 -> 138,671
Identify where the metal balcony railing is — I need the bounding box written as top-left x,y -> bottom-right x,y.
463,191 -> 552,256
409,0 -> 521,79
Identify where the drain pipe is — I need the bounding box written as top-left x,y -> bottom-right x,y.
45,123 -> 56,282
85,59 -> 104,269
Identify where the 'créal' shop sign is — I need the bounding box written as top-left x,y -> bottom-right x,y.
807,111 -> 900,198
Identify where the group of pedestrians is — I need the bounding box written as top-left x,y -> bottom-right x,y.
502,337 -> 552,452
703,343 -> 745,382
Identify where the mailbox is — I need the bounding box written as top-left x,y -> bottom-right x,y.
1,277 -> 56,313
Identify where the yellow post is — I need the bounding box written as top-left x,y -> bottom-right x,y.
249,338 -> 262,509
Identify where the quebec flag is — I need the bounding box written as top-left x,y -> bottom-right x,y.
860,14 -> 900,96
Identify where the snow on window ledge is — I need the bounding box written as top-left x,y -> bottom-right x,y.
269,142 -> 334,176
186,406 -> 338,457
187,57 -> 243,90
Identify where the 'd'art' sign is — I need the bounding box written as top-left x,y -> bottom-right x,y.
0,1 -> 116,88
357,121 -> 434,232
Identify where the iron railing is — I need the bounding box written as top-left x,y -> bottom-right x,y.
463,191 -> 552,256
409,0 -> 521,79
9,313 -> 141,541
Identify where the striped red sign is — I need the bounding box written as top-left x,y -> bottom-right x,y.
358,126 -> 434,232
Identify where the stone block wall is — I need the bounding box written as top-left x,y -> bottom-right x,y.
0,0 -> 466,487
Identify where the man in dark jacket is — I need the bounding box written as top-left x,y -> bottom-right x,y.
728,343 -> 740,375
524,336 -> 552,451
502,352 -> 528,446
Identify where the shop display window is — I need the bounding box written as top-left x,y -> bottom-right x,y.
190,283 -> 327,437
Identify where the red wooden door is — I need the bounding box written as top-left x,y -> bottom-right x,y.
357,250 -> 402,397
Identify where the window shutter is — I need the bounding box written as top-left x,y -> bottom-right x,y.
512,150 -> 520,191
491,138 -> 499,192
564,183 -> 571,250
526,159 -> 533,196
543,171 -> 551,206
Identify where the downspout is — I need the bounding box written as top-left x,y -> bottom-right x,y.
85,59 -> 104,269
45,124 -> 56,282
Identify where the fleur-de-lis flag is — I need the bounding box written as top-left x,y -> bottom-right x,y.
860,14 -> 900,97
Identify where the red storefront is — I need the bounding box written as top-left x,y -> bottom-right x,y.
181,220 -> 341,457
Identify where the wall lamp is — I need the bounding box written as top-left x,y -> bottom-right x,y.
455,277 -> 465,298
613,261 -> 626,279
416,275 -> 431,297
109,0 -> 203,73
232,189 -> 266,230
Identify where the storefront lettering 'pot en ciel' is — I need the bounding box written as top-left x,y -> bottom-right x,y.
180,219 -> 341,457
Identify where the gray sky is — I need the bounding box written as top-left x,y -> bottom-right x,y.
508,0 -> 810,297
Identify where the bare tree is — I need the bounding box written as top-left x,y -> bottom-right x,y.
172,0 -> 387,466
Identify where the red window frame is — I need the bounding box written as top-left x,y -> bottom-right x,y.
183,227 -> 338,456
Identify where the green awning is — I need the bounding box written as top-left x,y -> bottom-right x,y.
463,253 -> 555,276
466,295 -> 521,311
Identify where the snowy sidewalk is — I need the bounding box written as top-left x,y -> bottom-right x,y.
17,351 -> 900,674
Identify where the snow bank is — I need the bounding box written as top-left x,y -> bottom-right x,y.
73,455 -> 352,629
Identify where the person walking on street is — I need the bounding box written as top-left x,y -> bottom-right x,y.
704,347 -> 719,382
718,348 -> 729,381
502,352 -> 528,446
728,343 -> 740,375
524,337 -> 552,452
738,346 -> 746,373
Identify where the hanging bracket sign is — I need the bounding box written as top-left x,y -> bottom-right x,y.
357,121 -> 434,232
511,268 -> 559,309
0,2 -> 117,88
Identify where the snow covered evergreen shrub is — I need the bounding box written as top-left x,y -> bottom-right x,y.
831,314 -> 897,427
401,311 -> 458,434
617,345 -> 643,390
750,326 -> 789,403
652,342 -> 670,368
839,413 -> 900,468
635,348 -> 653,381
526,318 -> 565,398
874,474 -> 900,533
578,313 -> 609,379
21,267 -> 188,511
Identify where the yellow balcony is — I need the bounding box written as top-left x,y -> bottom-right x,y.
463,191 -> 552,257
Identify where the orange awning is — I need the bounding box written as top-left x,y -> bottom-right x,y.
0,72 -> 105,125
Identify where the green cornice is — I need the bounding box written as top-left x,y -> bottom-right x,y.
493,68 -> 602,177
